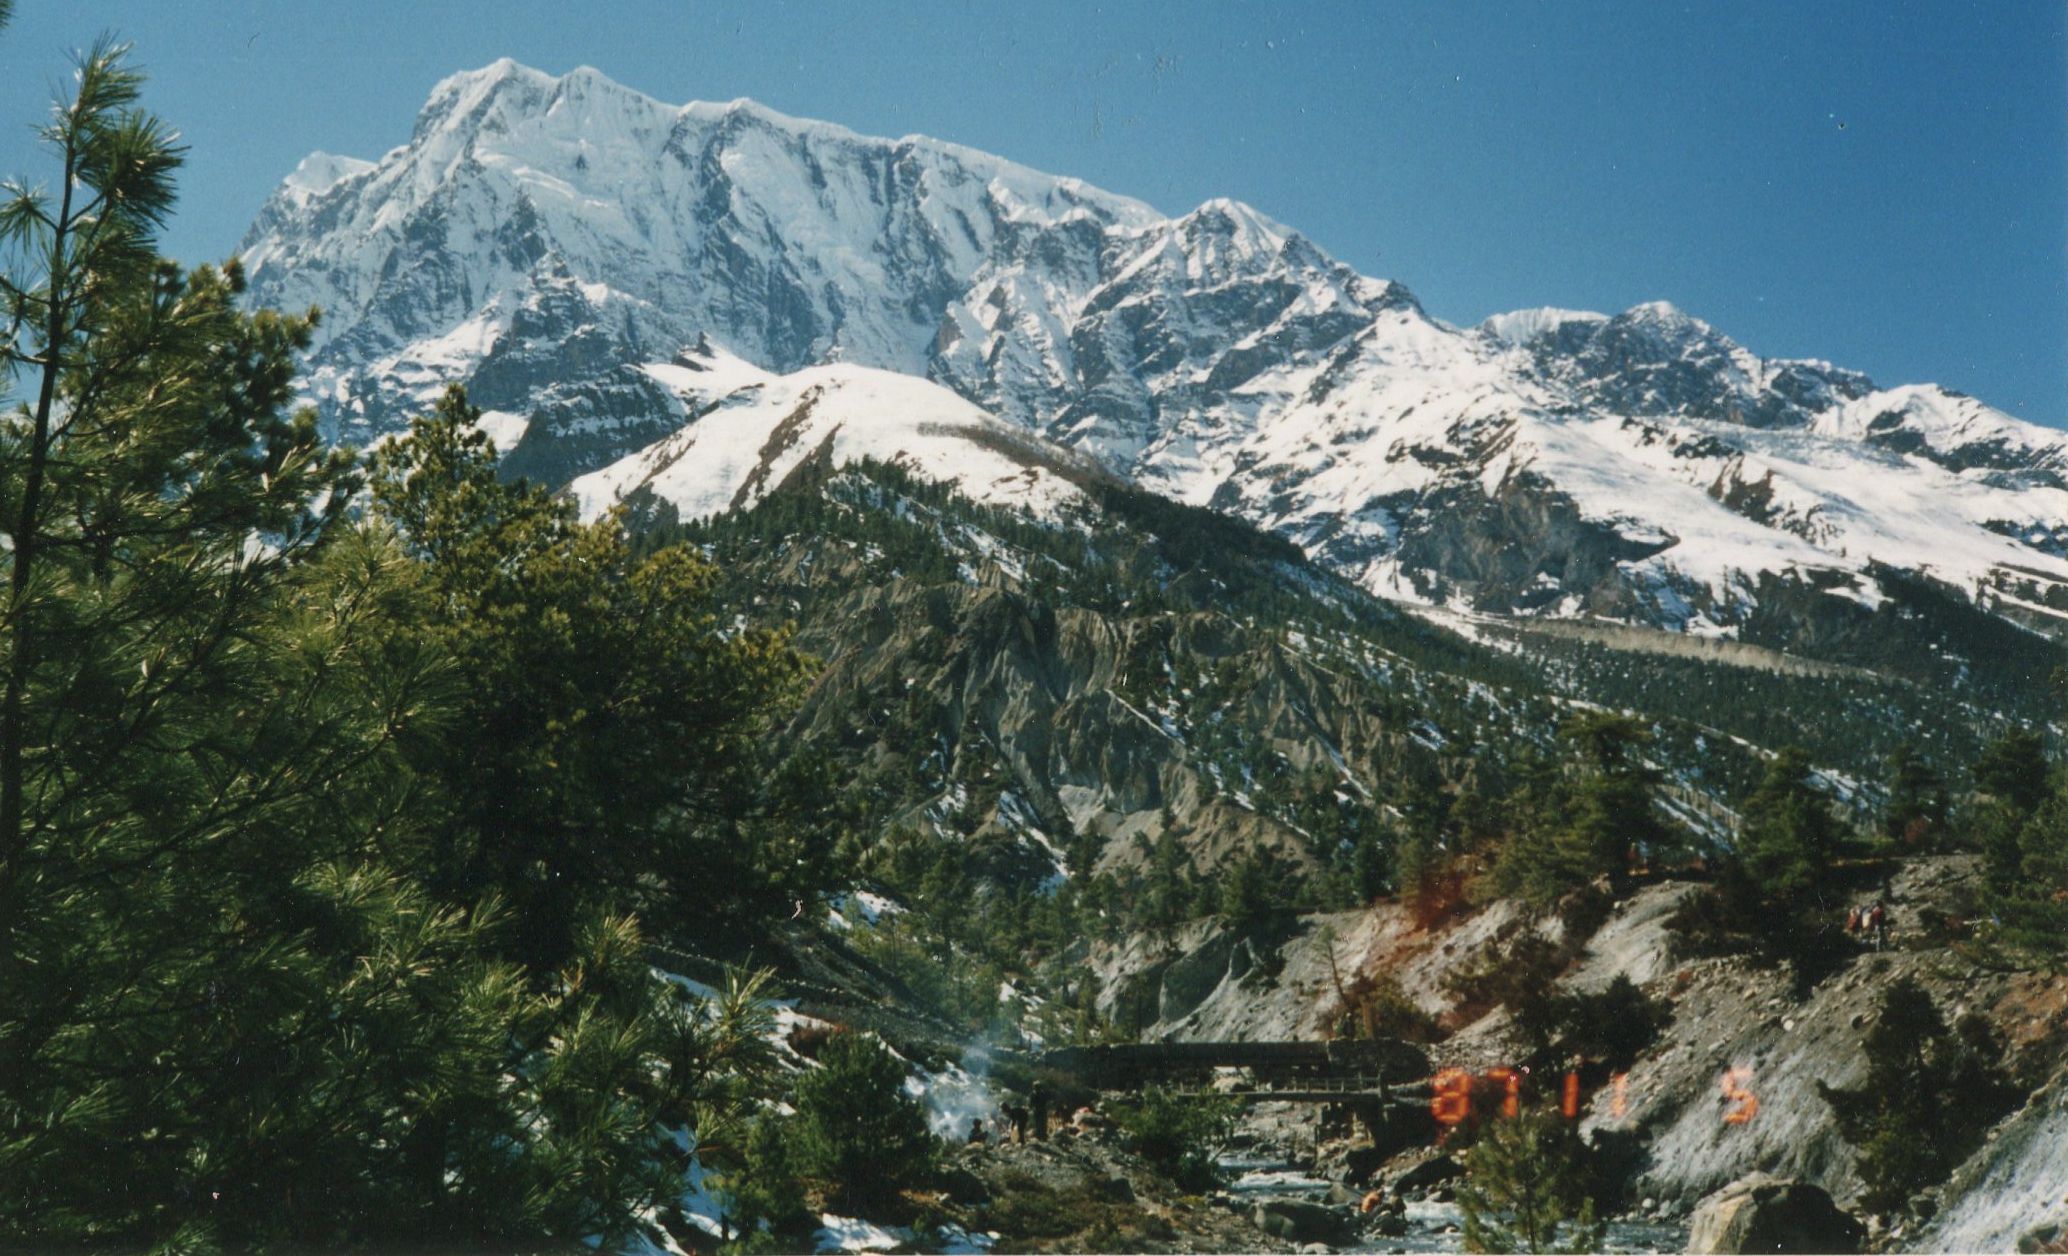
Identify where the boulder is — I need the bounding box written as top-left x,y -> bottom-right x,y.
1686,1173 -> 1865,1254
1390,1153 -> 1462,1194
1336,1142 -> 1389,1186
1250,1197 -> 1357,1246
1369,1211 -> 1409,1237
937,1166 -> 990,1206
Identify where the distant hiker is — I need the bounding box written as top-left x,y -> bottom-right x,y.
1004,1102 -> 1029,1144
1845,905 -> 1862,936
966,1118 -> 988,1147
1868,900 -> 1888,950
1029,1082 -> 1050,1141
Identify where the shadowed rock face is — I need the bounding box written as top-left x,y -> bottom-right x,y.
1377,472 -> 1679,618
1685,1173 -> 1864,1255
1918,1073 -> 2068,1254
1533,304 -> 1874,431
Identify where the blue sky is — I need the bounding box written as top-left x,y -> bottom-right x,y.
4,1 -> 2062,421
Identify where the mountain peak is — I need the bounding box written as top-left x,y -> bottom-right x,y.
1478,306 -> 1608,345
429,56 -> 555,104
281,151 -> 373,197
1618,299 -> 1713,335
1165,197 -> 1299,265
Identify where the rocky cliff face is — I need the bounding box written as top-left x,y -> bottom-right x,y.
240,61 -> 2068,683
1080,854 -> 2068,1253
686,462 -> 1535,890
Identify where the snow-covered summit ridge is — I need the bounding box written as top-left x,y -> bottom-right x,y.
281,151 -> 375,198
1478,307 -> 1608,345
240,60 -> 1180,453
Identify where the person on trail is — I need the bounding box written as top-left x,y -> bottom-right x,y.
966,1118 -> 988,1147
1029,1082 -> 1050,1141
1004,1102 -> 1029,1144
1868,900 -> 1888,950
1846,904 -> 1862,936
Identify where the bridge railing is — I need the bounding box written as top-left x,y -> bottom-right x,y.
1036,1039 -> 1434,1095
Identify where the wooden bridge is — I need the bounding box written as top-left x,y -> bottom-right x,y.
1034,1039 -> 1433,1107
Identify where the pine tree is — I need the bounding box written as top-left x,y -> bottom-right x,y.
1970,728 -> 2052,897
1734,747 -> 1844,908
792,1032 -> 937,1213
1113,1086 -> 1237,1192
1973,727 -> 2049,818
0,46 -> 794,1248
368,385 -> 809,967
1456,1106 -> 1605,1254
1218,842 -> 1290,926
1817,978 -> 2018,1216
0,44 -> 399,1243
1136,824 -> 1196,941
1882,741 -> 1947,848
719,1116 -> 812,1253
1548,711 -> 1665,891
1981,786 -> 2068,959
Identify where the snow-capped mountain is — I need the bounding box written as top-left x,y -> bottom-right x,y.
240,59 -> 2068,665
240,58 -> 1156,473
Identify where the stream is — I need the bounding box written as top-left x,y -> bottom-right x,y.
1221,1153 -> 1689,1254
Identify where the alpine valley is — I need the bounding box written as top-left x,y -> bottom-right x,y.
225,60 -> 2068,1255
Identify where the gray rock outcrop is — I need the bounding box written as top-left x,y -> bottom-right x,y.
1685,1173 -> 1864,1254
1249,1196 -> 1358,1246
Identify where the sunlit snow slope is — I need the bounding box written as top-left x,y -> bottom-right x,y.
565,340 -> 1100,524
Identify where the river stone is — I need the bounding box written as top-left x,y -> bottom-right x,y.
1390,1153 -> 1463,1194
1324,1182 -> 1363,1207
1250,1197 -> 1357,1246
1686,1173 -> 1865,1254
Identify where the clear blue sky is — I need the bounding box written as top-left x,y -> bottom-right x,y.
4,1 -> 2062,422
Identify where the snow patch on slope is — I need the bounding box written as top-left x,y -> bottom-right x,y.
567,341 -> 1093,522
